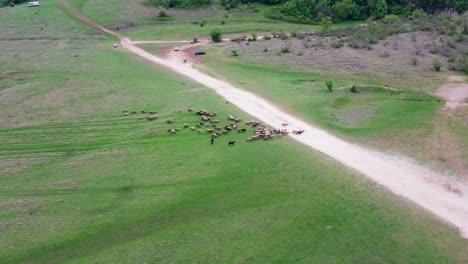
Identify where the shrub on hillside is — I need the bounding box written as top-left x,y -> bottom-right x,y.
330,40 -> 343,48
456,58 -> 468,73
350,85 -> 358,93
332,0 -> 359,21
432,59 -> 442,71
154,10 -> 173,21
210,28 -> 222,42
280,44 -> 290,53
320,16 -> 333,33
325,81 -> 333,92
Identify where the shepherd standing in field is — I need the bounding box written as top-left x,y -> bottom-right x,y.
210,137 -> 214,145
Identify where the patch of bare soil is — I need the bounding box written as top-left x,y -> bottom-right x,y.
437,76 -> 468,110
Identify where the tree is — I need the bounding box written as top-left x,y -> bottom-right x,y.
210,28 -> 222,42
332,0 -> 358,21
432,59 -> 442,71
159,10 -> 168,17
371,0 -> 388,19
325,80 -> 333,92
320,16 -> 333,33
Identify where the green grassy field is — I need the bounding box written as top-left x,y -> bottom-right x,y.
1,1 -> 468,263
196,54 -> 441,138
187,45 -> 467,176
74,0 -> 361,40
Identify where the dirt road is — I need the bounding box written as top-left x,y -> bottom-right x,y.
60,0 -> 468,238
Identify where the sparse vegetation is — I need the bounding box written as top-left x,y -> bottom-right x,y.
154,10 -> 173,21
145,0 -> 211,8
350,85 -> 358,93
410,56 -> 418,66
280,44 -> 290,53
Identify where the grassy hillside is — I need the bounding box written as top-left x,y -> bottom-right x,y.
74,0 -> 361,40
0,1 -> 467,263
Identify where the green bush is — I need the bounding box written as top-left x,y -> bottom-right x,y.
456,58 -> 468,73
432,59 -> 442,71
210,28 -> 222,42
251,33 -> 257,41
325,81 -> 333,92
350,85 -> 358,93
332,0 -> 358,21
320,16 -> 333,33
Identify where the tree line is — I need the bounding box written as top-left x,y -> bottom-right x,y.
263,0 -> 467,23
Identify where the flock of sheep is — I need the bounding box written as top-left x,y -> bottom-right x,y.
123,108 -> 305,144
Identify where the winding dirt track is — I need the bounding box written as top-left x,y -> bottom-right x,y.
60,0 -> 468,238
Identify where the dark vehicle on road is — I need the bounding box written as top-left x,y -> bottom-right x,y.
194,50 -> 206,55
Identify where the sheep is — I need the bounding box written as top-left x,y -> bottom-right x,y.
197,129 -> 203,133
228,115 -> 235,121
167,129 -> 176,134
183,124 -> 189,128
191,127 -> 196,131
166,119 -> 175,124
131,110 -> 137,114
146,115 -> 158,121
123,112 -> 129,116
141,110 -> 146,114
211,133 -> 218,138
188,108 -> 193,112
206,129 -> 214,133
174,128 -> 181,132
